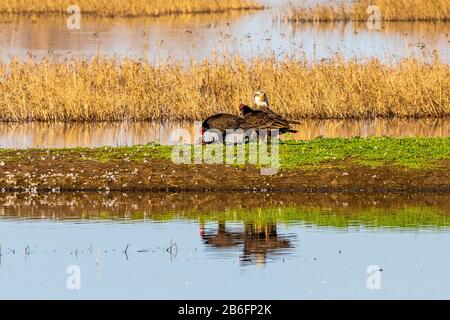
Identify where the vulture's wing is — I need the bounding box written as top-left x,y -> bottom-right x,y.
203,114 -> 243,133
242,111 -> 293,130
261,106 -> 302,125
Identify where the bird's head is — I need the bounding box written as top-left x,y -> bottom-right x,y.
253,90 -> 269,109
239,104 -> 253,115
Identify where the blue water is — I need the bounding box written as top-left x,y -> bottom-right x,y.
0,211 -> 449,299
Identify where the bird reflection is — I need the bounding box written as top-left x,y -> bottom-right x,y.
200,220 -> 293,266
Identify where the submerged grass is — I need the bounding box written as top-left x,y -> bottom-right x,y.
1,55 -> 448,121
283,0 -> 450,22
0,0 -> 263,17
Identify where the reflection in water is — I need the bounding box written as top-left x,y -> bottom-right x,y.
240,222 -> 291,266
0,191 -> 450,299
1,191 -> 450,268
201,221 -> 292,266
1,191 -> 449,227
0,118 -> 448,148
0,10 -> 448,63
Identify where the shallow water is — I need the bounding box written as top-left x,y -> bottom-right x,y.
0,191 -> 449,299
0,3 -> 448,63
0,118 -> 448,149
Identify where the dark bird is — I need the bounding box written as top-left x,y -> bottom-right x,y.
201,113 -> 243,144
239,104 -> 297,134
253,90 -> 302,124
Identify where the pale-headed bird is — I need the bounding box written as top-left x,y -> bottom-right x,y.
253,90 -> 271,113
253,90 -> 301,124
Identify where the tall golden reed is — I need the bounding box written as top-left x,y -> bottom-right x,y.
284,0 -> 450,22
0,55 -> 448,121
0,0 -> 264,17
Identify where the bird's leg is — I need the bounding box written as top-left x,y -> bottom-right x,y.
259,129 -> 269,145
222,133 -> 227,145
269,130 -> 280,153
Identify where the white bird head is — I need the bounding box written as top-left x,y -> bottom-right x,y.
253,91 -> 269,108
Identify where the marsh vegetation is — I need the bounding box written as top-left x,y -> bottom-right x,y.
1,55 -> 448,122
0,0 -> 264,17
283,0 -> 450,22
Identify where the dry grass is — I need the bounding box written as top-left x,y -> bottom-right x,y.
0,54 -> 448,122
284,0 -> 450,22
0,0 -> 264,17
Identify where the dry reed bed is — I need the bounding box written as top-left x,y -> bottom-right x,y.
0,55 -> 448,121
284,0 -> 450,22
0,0 -> 263,17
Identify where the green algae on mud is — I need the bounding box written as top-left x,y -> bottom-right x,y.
1,137 -> 449,168
0,137 -> 449,192
280,137 -> 450,169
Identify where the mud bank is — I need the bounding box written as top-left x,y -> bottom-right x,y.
0,157 -> 449,193
0,139 -> 449,192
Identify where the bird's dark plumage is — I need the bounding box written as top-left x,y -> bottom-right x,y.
201,113 -> 243,143
202,113 -> 243,135
239,104 -> 297,134
264,108 -> 302,125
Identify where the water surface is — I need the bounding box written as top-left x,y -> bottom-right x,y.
0,191 -> 449,299
1,5 -> 448,63
0,118 -> 448,148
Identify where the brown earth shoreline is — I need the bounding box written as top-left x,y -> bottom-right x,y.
1,157 -> 449,193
